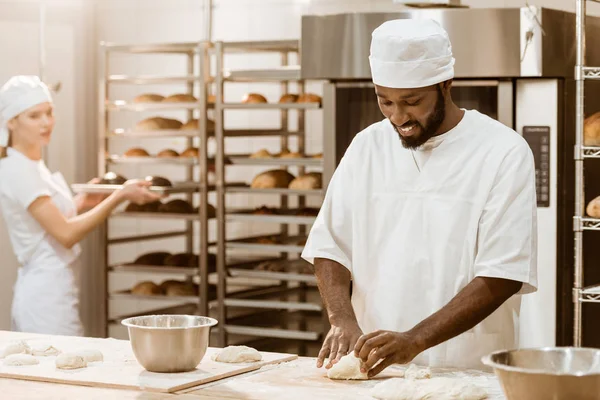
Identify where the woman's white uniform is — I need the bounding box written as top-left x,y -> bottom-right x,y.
0,147 -> 83,335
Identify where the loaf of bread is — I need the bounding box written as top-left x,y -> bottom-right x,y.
289,172 -> 322,190
279,94 -> 299,103
256,261 -> 285,272
133,252 -> 171,266
99,172 -> 127,185
133,93 -> 164,103
208,94 -> 216,104
587,196 -> 600,217
164,253 -> 197,267
585,112 -> 600,146
181,118 -> 215,131
279,151 -> 302,159
250,149 -> 272,158
295,207 -> 320,216
123,147 -> 150,157
255,236 -> 280,245
142,201 -> 162,212
125,202 -> 143,212
180,147 -> 199,158
254,206 -> 279,215
298,93 -> 322,104
131,281 -> 162,295
144,175 -> 172,187
158,199 -> 194,214
311,153 -> 323,159
135,117 -> 183,131
242,93 -> 268,104
251,170 -> 295,189
163,93 -> 197,103
157,149 -> 179,158
193,204 -> 217,218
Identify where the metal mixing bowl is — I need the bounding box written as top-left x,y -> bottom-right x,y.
482,347 -> 600,400
122,315 -> 217,373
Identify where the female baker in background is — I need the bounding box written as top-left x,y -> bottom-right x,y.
0,75 -> 160,336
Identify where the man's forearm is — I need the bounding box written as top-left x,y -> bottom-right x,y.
408,277 -> 522,353
314,257 -> 358,325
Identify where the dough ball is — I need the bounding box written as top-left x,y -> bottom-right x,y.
402,363 -> 431,380
30,343 -> 61,357
327,353 -> 368,380
4,354 -> 39,366
75,349 -> 103,363
56,353 -> 87,370
1,341 -> 31,358
212,346 -> 262,363
371,377 -> 487,400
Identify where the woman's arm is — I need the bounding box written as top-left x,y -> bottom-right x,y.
28,180 -> 160,249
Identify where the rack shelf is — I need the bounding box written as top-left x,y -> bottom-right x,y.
220,102 -> 320,110
72,182 -> 200,195
226,186 -> 324,196
227,155 -> 323,167
226,209 -> 317,225
105,101 -> 208,111
580,285 -> 600,302
106,129 -> 207,138
112,211 -> 216,221
106,156 -> 200,165
107,75 -> 204,84
224,66 -> 301,82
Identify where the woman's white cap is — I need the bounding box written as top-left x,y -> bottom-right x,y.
0,76 -> 53,147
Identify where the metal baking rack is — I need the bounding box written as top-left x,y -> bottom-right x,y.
213,39 -> 326,353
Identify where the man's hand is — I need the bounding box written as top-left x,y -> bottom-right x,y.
317,321 -> 363,369
354,330 -> 423,378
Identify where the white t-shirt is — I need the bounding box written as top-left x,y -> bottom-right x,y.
302,110 -> 538,369
0,148 -> 80,267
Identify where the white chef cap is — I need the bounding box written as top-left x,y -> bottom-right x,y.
369,19 -> 455,89
0,76 -> 53,147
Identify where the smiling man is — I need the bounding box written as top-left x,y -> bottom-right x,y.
301,19 -> 538,376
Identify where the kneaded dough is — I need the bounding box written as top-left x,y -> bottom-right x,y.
1,341 -> 31,358
327,353 -> 368,380
30,343 -> 61,357
212,346 -> 262,363
75,349 -> 103,363
4,354 -> 39,366
401,363 -> 431,380
371,377 -> 487,400
56,353 -> 87,370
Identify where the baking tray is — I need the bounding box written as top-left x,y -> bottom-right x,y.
72,181 -> 200,195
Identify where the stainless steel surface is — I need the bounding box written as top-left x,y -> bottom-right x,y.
584,146 -> 600,158
227,155 -> 322,167
581,218 -> 600,231
225,325 -> 319,341
574,0 -> 585,348
580,284 -> 600,302
224,66 -> 301,81
122,315 -> 217,373
301,8 -> 600,80
482,347 -> 600,400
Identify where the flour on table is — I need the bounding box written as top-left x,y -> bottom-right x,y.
55,353 -> 87,370
74,349 -> 103,363
3,354 -> 39,366
401,363 -> 431,380
372,377 -> 488,400
327,353 -> 368,380
212,346 -> 262,363
1,341 -> 31,358
30,343 -> 61,357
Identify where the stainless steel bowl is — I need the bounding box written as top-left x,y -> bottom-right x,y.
482,347 -> 600,400
121,315 -> 217,373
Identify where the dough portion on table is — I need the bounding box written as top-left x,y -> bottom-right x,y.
30,343 -> 61,357
372,377 -> 487,400
401,363 -> 432,380
4,354 -> 38,366
1,341 -> 31,358
56,353 -> 87,370
75,349 -> 103,363
212,346 -> 262,363
327,353 -> 368,380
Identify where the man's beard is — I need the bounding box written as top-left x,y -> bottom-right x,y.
393,87 -> 446,149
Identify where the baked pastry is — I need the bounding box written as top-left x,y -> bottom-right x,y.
587,196 -> 600,217
289,172 -> 322,190
279,151 -> 302,159
133,252 -> 171,266
164,253 -> 197,267
181,118 -> 215,131
311,153 -> 323,159
135,117 -> 183,131
279,94 -> 299,103
133,93 -> 164,103
250,170 -> 295,189
144,175 -> 172,187
256,261 -> 285,272
242,93 -> 268,104
256,236 -> 279,245
585,112 -> 600,146
208,94 -> 216,104
181,147 -> 199,158
298,93 -> 322,104
123,147 -> 150,157
99,172 -> 127,185
254,206 -> 278,215
295,207 -> 320,216
165,283 -> 197,297
131,281 -> 162,295
142,201 -> 162,212
159,199 -> 194,214
250,149 -> 272,158
193,204 -> 217,218
157,149 -> 180,158
163,93 -> 197,103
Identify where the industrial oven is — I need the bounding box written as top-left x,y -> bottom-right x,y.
300,7 -> 600,348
